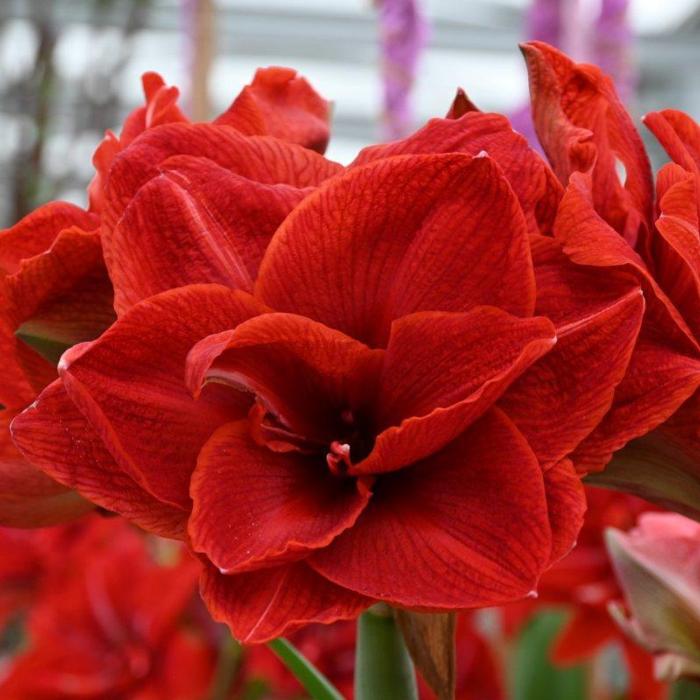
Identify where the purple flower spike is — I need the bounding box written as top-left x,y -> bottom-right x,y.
595,0 -> 635,103
376,0 -> 429,140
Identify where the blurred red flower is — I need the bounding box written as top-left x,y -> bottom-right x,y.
0,517 -> 208,700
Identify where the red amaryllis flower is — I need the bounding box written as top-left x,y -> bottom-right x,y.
0,517 -> 208,700
504,487 -> 666,700
12,105 -> 649,640
521,42 -> 700,514
14,144 -> 642,641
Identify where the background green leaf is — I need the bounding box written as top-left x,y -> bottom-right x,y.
512,611 -> 587,700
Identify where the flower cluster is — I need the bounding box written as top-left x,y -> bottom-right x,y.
2,38 -> 700,697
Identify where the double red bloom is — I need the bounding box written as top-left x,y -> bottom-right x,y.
11,60 -> 635,644
7,42 -> 700,645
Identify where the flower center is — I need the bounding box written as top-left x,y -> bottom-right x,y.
249,402 -> 375,476
326,440 -> 352,476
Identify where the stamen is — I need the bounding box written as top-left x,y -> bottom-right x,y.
326,440 -> 352,476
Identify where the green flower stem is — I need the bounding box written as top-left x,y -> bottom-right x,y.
268,637 -> 344,700
355,605 -> 419,700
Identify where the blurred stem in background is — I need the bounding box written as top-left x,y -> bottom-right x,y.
12,0 -> 55,221
5,0 -> 151,225
183,0 -> 215,121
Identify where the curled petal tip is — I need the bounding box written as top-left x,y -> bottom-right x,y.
57,341 -> 93,376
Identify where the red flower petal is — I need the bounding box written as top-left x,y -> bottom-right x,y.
622,639 -> 668,700
56,285 -> 264,508
0,202 -> 98,274
310,409 -> 551,608
215,67 -> 331,154
551,607 -> 615,663
0,202 -> 113,406
502,286 -> 644,468
107,155 -> 308,314
0,409 -> 91,527
189,420 -> 371,574
88,73 -> 188,213
120,72 -> 188,146
257,154 -> 536,346
445,88 -> 480,118
200,562 -> 371,643
353,308 -> 555,475
10,381 -> 187,538
528,234 -> 640,327
521,41 -> 653,245
3,227 -> 114,344
555,171 -> 698,354
572,332 -> 700,473
543,459 -> 586,565
644,109 -> 700,173
102,123 -> 341,237
186,313 -> 383,443
650,164 -> 700,337
0,313 -> 53,409
353,111 -> 562,236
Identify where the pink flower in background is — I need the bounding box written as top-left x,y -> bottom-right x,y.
608,513 -> 700,682
376,0 -> 429,139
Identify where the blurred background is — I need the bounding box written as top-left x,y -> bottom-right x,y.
1,0 -> 699,228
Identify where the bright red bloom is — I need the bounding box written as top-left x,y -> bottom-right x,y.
11,64 -> 651,641
521,42 -> 700,511
0,524 -> 79,628
0,517 -> 208,700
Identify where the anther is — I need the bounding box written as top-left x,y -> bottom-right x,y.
326,440 -> 352,476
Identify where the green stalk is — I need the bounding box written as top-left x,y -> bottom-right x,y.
268,637 -> 344,700
355,606 -> 418,700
